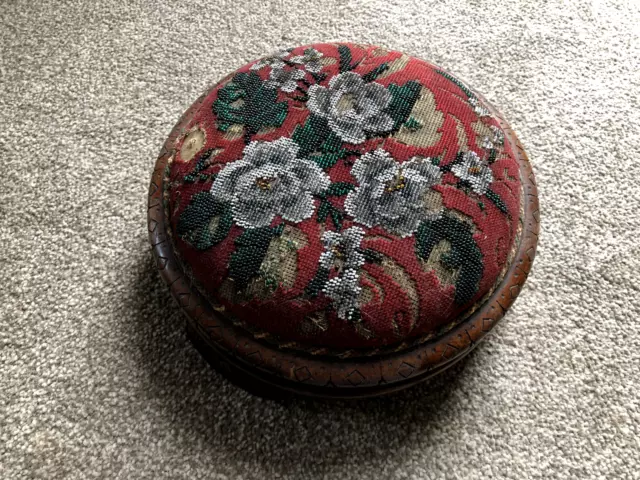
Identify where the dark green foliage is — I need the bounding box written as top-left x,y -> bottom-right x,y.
338,45 -> 353,73
292,114 -> 348,168
434,69 -> 475,99
415,215 -> 483,305
228,224 -> 284,289
440,151 -> 465,173
177,192 -> 232,250
310,71 -> 327,83
485,189 -> 508,214
316,200 -> 330,223
385,80 -> 422,131
361,248 -> 383,264
184,149 -> 217,183
404,117 -> 422,131
292,114 -> 330,156
326,182 -> 355,197
213,72 -> 288,137
305,266 -> 330,297
362,63 -> 389,83
316,198 -> 344,230
310,150 -> 347,169
317,181 -> 355,230
329,208 -> 343,231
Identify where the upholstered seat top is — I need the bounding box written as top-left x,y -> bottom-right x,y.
164,42 -> 521,351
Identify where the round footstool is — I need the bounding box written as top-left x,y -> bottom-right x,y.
148,43 -> 539,399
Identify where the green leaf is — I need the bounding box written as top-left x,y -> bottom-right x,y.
361,248 -> 383,264
211,207 -> 234,244
309,150 -> 345,169
176,192 -> 232,250
293,114 -> 349,167
326,182 -> 355,197
415,215 -> 483,305
321,130 -> 344,153
228,224 -> 284,289
434,70 -> 475,99
271,222 -> 285,236
317,200 -> 330,222
404,117 -> 422,131
305,266 -> 329,297
338,45 -> 353,73
310,71 -> 327,83
386,80 -> 422,131
361,63 -> 389,83
184,149 -> 218,183
213,72 -> 288,138
329,208 -> 343,230
292,114 -> 330,157
316,198 -> 346,231
485,188 -> 508,214
192,149 -> 215,172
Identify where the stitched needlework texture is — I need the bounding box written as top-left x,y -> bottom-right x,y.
166,43 -> 521,350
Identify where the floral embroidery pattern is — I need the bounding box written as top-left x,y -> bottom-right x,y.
266,67 -> 306,93
482,125 -> 505,151
307,72 -> 394,144
305,226 -> 382,321
323,270 -> 362,322
344,149 -> 443,237
319,227 -> 366,320
250,49 -> 290,71
290,48 -> 324,73
319,226 -> 366,271
213,72 -> 288,139
210,138 -> 330,228
451,151 -> 494,195
170,43 -> 521,348
468,97 -> 490,118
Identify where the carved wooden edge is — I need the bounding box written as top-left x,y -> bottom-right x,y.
147,86 -> 540,399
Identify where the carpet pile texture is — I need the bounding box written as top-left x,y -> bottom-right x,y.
1,1 -> 638,478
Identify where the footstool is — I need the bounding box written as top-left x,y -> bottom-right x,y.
147,42 -> 539,399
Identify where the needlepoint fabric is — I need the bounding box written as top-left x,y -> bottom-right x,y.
165,43 -> 521,351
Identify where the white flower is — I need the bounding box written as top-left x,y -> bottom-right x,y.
345,149 -> 443,237
481,136 -> 495,150
481,125 -> 505,150
451,151 -> 494,195
210,138 -> 330,228
307,72 -> 394,144
316,227 -> 367,321
250,49 -> 291,71
469,97 -> 490,118
323,268 -> 361,321
319,226 -> 366,271
289,48 -> 324,73
490,125 -> 504,145
265,67 -> 305,93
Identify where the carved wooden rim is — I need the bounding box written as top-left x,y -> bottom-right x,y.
147,84 -> 540,398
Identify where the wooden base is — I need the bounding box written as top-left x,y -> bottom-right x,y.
186,323 -> 474,400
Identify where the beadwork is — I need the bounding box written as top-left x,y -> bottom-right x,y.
166,43 -> 522,350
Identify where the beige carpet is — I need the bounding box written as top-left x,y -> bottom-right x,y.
1,0 -> 639,478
